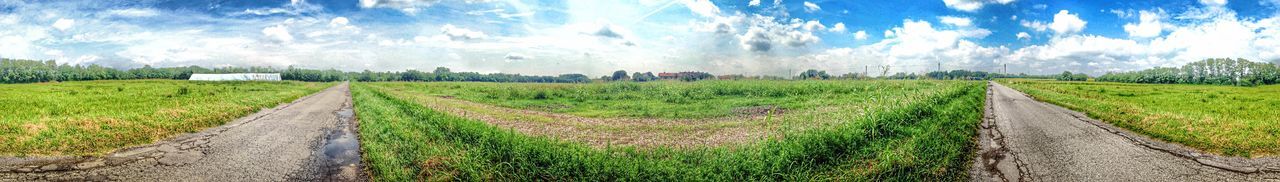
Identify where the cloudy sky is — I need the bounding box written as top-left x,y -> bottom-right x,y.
1,0 -> 1278,76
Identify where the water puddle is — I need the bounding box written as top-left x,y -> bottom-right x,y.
315,102 -> 365,181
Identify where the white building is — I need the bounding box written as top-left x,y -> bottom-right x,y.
188,73 -> 282,81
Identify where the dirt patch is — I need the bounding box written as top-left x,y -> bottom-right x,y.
383,92 -> 815,149
732,105 -> 785,117
21,123 -> 47,135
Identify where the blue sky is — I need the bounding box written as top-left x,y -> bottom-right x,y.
1,0 -> 1278,76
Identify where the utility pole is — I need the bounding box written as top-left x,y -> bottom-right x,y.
864,65 -> 869,79
937,62 -> 942,73
1003,64 -> 1007,75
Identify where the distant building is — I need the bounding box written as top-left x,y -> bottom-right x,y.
658,72 -> 678,79
189,73 -> 282,81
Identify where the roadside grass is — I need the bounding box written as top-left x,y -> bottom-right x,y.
382,80 -> 941,119
359,81 -> 960,148
999,79 -> 1280,157
0,80 -> 333,156
352,80 -> 986,181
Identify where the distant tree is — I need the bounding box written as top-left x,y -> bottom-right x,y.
1056,71 -> 1088,81
632,72 -> 659,82
798,69 -> 830,80
610,70 -> 630,81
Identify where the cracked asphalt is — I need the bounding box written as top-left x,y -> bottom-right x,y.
971,82 -> 1279,181
1,82 -> 366,182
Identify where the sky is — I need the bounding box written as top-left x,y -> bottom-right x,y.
1,0 -> 1278,76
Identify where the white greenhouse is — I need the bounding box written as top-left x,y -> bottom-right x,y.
188,73 -> 282,81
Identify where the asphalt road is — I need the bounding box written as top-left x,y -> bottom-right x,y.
1,82 -> 366,181
971,82 -> 1278,181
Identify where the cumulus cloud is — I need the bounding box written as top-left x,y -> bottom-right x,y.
681,0 -> 720,17
801,20 -> 825,32
749,0 -> 761,7
731,15 -> 823,52
942,0 -> 1016,12
854,30 -> 868,40
1122,10 -> 1165,38
803,1 -> 821,13
832,19 -> 1008,74
739,27 -> 774,52
1016,32 -> 1030,40
262,24 -> 294,43
939,16 -> 973,27
52,18 -> 74,31
1002,10 -> 1280,74
1049,10 -> 1086,35
829,22 -> 847,33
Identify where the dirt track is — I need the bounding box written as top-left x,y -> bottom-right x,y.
971,82 -> 1279,181
0,82 -> 365,181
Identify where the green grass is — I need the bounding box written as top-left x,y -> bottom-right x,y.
999,79 -> 1280,157
0,80 -> 333,156
353,80 -> 987,181
364,80 -> 945,119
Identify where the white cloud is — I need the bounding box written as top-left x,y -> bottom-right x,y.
801,20 -> 825,32
1021,20 -> 1048,32
803,1 -> 821,13
1199,0 -> 1227,7
826,19 -> 1008,75
359,0 -> 441,8
829,22 -> 847,33
939,16 -> 973,27
52,18 -> 74,31
1049,10 -> 1087,35
106,8 -> 160,17
1122,10 -> 1165,38
749,0 -> 761,7
1016,32 -> 1030,40
942,0 -> 1016,12
681,0 -> 720,17
854,30 -> 868,40
262,25 -> 294,43
733,15 -> 823,52
440,24 -> 487,41
330,17 -> 350,27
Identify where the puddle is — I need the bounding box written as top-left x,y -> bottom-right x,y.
314,103 -> 365,181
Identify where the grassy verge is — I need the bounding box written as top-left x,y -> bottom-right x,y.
379,80 -> 942,119
353,80 -> 986,181
999,79 -> 1280,157
0,80 -> 333,156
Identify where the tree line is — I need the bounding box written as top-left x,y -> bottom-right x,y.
1096,58 -> 1280,86
1,58 -> 591,84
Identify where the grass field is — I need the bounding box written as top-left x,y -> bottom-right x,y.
1000,79 -> 1280,157
353,80 -> 986,181
0,80 -> 333,156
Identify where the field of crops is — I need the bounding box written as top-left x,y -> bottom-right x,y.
352,80 -> 986,181
1000,79 -> 1280,157
0,80 -> 333,156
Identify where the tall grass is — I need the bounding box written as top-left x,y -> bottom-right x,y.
0,80 -> 332,156
353,80 -> 985,181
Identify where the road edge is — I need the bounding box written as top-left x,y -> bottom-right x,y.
993,81 -> 1280,174
0,83 -> 343,174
